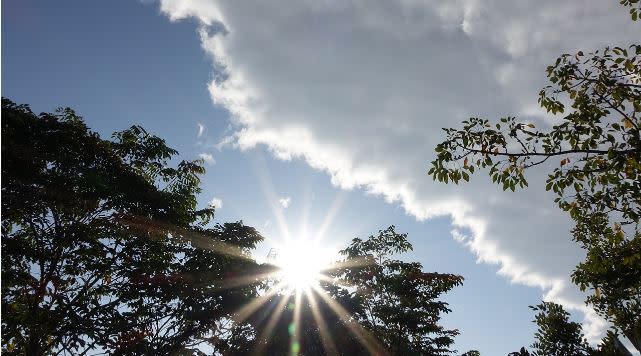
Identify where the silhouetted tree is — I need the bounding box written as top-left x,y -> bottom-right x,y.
237,289 -> 371,355
225,226 -> 471,355
1,99 -> 265,354
508,347 -> 532,356
330,226 -> 465,355
529,302 -> 592,356
511,302 -> 632,356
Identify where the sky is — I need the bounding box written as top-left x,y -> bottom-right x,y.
2,1 -> 639,354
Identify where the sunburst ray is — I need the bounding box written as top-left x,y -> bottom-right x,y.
306,288 -> 338,355
311,284 -> 389,356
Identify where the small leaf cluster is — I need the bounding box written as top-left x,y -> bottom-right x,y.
429,116 -> 530,192
620,0 -> 641,21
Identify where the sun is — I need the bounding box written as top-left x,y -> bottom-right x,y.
275,239 -> 334,292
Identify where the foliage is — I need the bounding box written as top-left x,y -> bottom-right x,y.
511,303 -> 633,356
1,98 -> 264,355
508,347 -> 532,356
237,290 -> 371,355
1,99 -> 470,355
571,215 -> 641,351
429,45 -> 641,225
596,330 -> 634,356
529,302 -> 592,356
330,226 -> 465,355
620,0 -> 641,21
428,9 -> 641,351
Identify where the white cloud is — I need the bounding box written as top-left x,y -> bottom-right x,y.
215,134 -> 235,150
197,122 -> 205,138
198,152 -> 215,165
158,0 -> 639,341
278,197 -> 291,209
209,197 -> 223,209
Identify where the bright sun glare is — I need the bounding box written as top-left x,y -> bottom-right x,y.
276,239 -> 333,292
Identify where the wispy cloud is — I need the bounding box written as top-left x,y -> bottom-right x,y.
216,134 -> 236,150
198,152 -> 215,165
278,197 -> 291,209
197,123 -> 205,138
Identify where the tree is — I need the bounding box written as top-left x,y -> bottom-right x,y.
571,215 -> 641,351
236,289 -> 372,355
508,347 -> 532,356
330,226 -> 465,355
221,226 -> 471,355
529,302 -> 592,356
510,302 -> 632,356
428,6 -> 640,351
1,98 -> 265,354
1,99 -> 472,355
429,44 -> 640,224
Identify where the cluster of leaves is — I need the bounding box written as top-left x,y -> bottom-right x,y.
620,0 -> 641,21
1,98 -> 265,355
430,45 -> 641,224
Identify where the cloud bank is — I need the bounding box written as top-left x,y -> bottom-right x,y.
158,0 -> 639,340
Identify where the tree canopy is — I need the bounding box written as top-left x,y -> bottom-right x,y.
1,98 -> 265,354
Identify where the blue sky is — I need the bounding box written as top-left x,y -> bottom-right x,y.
4,1 -> 637,353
